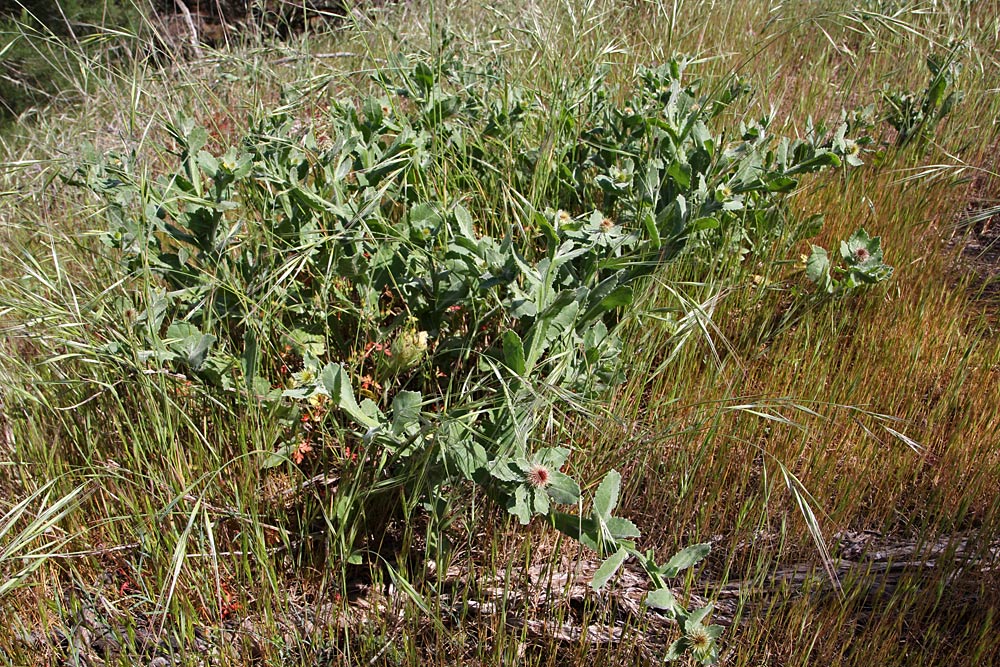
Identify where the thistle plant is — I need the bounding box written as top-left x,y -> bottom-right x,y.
68,50 -> 893,663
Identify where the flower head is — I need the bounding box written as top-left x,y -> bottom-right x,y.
526,463 -> 551,489
688,623 -> 711,653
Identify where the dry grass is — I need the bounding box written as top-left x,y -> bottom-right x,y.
1,1 -> 999,665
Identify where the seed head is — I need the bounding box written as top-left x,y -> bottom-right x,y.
686,623 -> 714,660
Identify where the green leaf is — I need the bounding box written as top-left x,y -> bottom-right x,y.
450,440 -> 489,481
690,216 -> 719,231
533,447 -> 570,470
590,547 -> 628,591
545,471 -> 581,505
806,245 -> 833,293
164,322 -> 215,371
454,204 -> 476,241
664,637 -> 689,661
785,149 -> 841,175
531,487 -> 550,515
525,294 -> 580,370
645,587 -> 681,617
606,516 -> 641,539
765,174 -> 798,192
663,543 -> 711,577
509,484 -> 532,524
390,391 -> 422,437
285,329 -> 327,358
580,285 -> 632,325
685,604 -> 714,631
321,363 -> 380,429
551,511 -> 602,551
242,328 -> 259,386
261,444 -> 293,469
593,469 -> 622,519
488,457 -> 523,483
642,210 -> 661,249
502,330 -> 526,375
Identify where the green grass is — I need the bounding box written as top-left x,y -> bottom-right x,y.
2,1 -> 1000,665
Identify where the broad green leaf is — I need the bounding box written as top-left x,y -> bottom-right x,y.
533,447 -> 570,470
605,516 -> 641,539
785,149 -> 841,175
285,329 -> 326,358
551,512 -> 602,551
450,440 -> 489,481
391,391 -> 422,436
590,547 -> 628,591
545,471 -> 581,505
531,487 -> 550,515
453,204 -> 476,241
502,330 -> 526,375
594,469 -> 622,519
580,285 -> 632,325
261,444 -> 292,469
642,210 -> 661,249
321,363 -> 379,429
242,328 -> 259,386
644,587 -> 681,615
684,604 -> 714,631
509,484 -> 532,524
664,637 -> 689,661
806,245 -> 833,293
488,458 -> 523,483
164,322 -> 215,371
663,543 -> 711,577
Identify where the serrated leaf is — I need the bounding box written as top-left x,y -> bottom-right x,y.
453,204 -> 475,240
606,516 -> 641,539
664,637 -> 689,661
502,330 -> 526,375
663,543 -> 711,577
261,444 -> 293,469
509,484 -> 532,524
449,440 -> 488,481
285,329 -> 326,358
488,457 -> 523,483
590,547 -> 628,591
165,322 -> 215,371
545,471 -> 581,504
532,487 -> 550,515
533,447 -> 570,470
581,285 -> 632,324
390,391 -> 422,436
684,604 -> 713,631
552,512 -> 602,551
806,245 -> 833,293
594,469 -> 622,519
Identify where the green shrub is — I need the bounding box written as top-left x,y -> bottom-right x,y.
69,52 -> 892,663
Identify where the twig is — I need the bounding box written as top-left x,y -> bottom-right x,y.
173,0 -> 203,58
